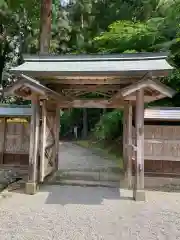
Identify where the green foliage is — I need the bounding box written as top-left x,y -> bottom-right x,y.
60,109 -> 82,137
93,20 -> 167,53
92,110 -> 123,141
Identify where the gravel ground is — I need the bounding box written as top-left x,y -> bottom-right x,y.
58,142 -> 118,170
1,185 -> 180,240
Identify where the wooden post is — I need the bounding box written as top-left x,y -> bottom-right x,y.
127,103 -> 133,189
123,107 -> 128,169
26,97 -> 40,194
55,106 -> 60,170
40,100 -> 47,182
0,118 -> 6,165
133,89 -> 145,201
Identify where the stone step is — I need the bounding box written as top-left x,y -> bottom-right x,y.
50,170 -> 124,183
58,167 -> 123,174
45,179 -> 121,188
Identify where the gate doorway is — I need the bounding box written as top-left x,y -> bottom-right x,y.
3,53 -> 175,201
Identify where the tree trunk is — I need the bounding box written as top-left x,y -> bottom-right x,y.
39,0 -> 52,54
82,108 -> 88,139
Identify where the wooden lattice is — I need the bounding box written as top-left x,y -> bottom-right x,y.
40,102 -> 58,180
45,112 -> 56,168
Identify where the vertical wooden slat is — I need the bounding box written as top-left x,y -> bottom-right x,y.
40,100 -> 47,182
127,103 -> 133,189
0,118 -> 6,165
134,89 -> 145,201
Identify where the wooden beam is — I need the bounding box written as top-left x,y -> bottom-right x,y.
124,94 -> 165,102
148,79 -> 175,98
50,84 -> 122,92
58,99 -> 125,109
110,89 -> 123,102
133,89 -> 145,201
41,77 -> 135,85
21,74 -> 71,101
121,79 -> 175,99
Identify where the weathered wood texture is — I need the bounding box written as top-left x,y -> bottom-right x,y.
131,124 -> 180,175
29,99 -> 40,182
134,89 -> 144,191
133,125 -> 180,161
123,107 -> 128,166
39,101 -> 58,181
0,117 -> 30,166
55,107 -> 60,170
127,104 -> 133,188
132,160 -> 180,177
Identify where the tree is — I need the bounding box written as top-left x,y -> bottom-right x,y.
0,0 -> 40,103
93,20 -> 165,53
39,0 -> 52,53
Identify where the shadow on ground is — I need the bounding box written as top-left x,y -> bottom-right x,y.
40,185 -> 133,205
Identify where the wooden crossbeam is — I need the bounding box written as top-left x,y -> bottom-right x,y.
58,99 -> 125,108
124,94 -> 165,102
49,84 -> 122,92
41,77 -> 136,85
109,90 -> 123,102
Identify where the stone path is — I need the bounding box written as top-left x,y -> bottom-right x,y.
58,141 -> 119,171
1,185 -> 180,239
55,141 -> 121,184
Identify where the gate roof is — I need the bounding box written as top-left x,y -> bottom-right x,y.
3,52 -> 176,108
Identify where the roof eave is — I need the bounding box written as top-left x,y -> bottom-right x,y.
121,79 -> 176,99
9,69 -> 173,78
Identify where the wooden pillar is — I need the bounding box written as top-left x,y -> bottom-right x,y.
40,100 -> 47,182
133,89 -> 145,201
127,103 -> 133,189
123,107 -> 128,169
55,106 -> 60,170
26,97 -> 40,194
0,118 -> 6,165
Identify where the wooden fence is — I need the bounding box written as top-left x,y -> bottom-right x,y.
0,117 -> 30,167
132,125 -> 180,175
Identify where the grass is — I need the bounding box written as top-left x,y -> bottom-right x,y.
75,139 -> 124,169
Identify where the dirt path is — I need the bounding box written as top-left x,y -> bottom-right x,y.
58,142 -> 119,171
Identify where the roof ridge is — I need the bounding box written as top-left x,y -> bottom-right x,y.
23,52 -> 169,62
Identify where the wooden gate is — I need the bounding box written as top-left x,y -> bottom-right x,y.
40,101 -> 59,182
